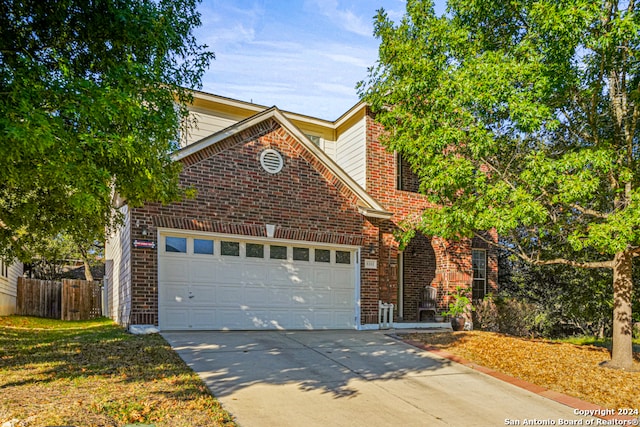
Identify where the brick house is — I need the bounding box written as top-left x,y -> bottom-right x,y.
104,91 -> 497,330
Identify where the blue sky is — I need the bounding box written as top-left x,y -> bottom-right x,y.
195,1 -> 446,120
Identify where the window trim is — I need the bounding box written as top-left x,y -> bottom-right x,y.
472,249 -> 487,300
0,260 -> 8,278
396,151 -> 403,191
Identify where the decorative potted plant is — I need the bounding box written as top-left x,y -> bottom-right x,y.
443,286 -> 474,331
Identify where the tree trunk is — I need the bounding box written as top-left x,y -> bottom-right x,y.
606,250 -> 634,370
83,259 -> 93,281
78,245 -> 94,281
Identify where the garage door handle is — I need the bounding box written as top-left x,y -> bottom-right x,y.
188,295 -> 194,299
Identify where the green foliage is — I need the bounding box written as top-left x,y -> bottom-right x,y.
473,294 -> 553,337
0,0 -> 214,261
24,232 -> 103,280
359,0 -> 640,257
499,249 -> 618,337
442,286 -> 474,317
360,0 -> 640,368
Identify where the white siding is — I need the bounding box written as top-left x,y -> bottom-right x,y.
0,261 -> 23,315
323,139 -> 337,162
183,110 -> 238,147
105,206 -> 132,326
335,117 -> 367,189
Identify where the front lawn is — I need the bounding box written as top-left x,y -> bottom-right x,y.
0,316 -> 236,427
404,331 -> 640,410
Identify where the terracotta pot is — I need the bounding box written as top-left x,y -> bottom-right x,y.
451,316 -> 465,331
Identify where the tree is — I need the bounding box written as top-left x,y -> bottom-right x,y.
359,0 -> 640,369
24,232 -> 102,281
0,0 -> 213,261
499,248 -> 615,338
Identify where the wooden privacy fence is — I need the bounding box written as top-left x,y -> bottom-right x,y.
17,277 -> 102,320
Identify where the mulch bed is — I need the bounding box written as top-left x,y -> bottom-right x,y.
402,331 -> 640,411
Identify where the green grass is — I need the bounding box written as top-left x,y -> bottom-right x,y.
0,316 -> 236,427
556,335 -> 640,353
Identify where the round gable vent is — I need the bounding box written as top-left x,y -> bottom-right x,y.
260,149 -> 284,174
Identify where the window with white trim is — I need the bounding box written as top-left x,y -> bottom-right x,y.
0,260 -> 8,278
472,249 -> 487,300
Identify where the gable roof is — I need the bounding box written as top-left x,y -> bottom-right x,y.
173,106 -> 392,219
189,90 -> 368,144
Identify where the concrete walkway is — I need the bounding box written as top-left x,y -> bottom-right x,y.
163,330 -> 594,427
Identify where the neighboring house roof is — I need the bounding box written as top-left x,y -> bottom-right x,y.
173,106 -> 392,219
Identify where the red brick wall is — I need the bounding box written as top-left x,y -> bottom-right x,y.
128,119 -> 368,326
364,109 -> 498,321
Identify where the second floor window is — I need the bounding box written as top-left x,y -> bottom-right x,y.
396,152 -> 420,193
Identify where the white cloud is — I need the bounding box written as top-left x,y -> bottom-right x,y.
195,0 -> 407,119
306,0 -> 372,37
314,82 -> 358,96
321,52 -> 369,68
209,23 -> 256,45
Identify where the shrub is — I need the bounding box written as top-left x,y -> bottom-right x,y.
473,294 -> 552,337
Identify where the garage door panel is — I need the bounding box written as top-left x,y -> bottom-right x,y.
190,284 -> 216,305
312,311 -> 333,329
267,263 -> 297,285
190,260 -> 219,282
216,261 -> 245,281
161,284 -> 189,307
292,265 -> 314,285
190,309 -> 216,329
333,269 -> 354,286
214,308 -> 249,329
242,285 -> 290,306
237,309 -> 287,330
313,269 -> 332,285
162,309 -> 189,330
291,292 -> 311,306
161,259 -> 190,282
290,311 -> 315,330
217,285 -> 245,306
159,234 -> 356,330
334,311 -> 356,328
242,265 -> 266,285
333,290 -> 354,306
295,289 -> 331,306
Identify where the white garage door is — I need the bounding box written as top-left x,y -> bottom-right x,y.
158,232 -> 358,330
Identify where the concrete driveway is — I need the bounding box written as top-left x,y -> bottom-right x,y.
163,330 -> 591,427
